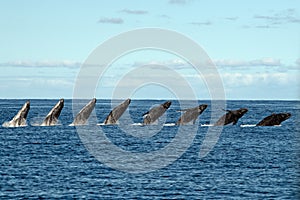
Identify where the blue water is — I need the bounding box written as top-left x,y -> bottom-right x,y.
0,99 -> 299,199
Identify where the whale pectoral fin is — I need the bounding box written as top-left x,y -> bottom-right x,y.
232,117 -> 239,125
19,118 -> 26,126
143,115 -> 151,124
104,111 -> 114,124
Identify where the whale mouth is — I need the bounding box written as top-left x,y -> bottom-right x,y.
24,101 -> 30,110
163,101 -> 172,109
25,101 -> 30,107
200,104 -> 208,109
240,108 -> 248,114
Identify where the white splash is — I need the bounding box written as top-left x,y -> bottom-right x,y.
201,124 -> 214,127
2,121 -> 27,128
131,123 -> 144,126
163,123 -> 176,126
97,123 -> 106,126
240,124 -> 256,127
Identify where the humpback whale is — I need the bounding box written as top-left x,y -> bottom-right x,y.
256,113 -> 291,126
214,108 -> 248,126
71,98 -> 96,125
143,101 -> 171,125
176,104 -> 208,125
104,98 -> 131,125
41,99 -> 64,126
4,101 -> 30,127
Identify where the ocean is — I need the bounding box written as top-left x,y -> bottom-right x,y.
0,99 -> 299,199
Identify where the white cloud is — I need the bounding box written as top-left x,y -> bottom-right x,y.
98,17 -> 124,24
214,58 -> 281,67
168,0 -> 189,5
120,9 -> 148,15
221,72 -> 295,87
225,17 -> 238,21
132,58 -> 186,69
29,78 -> 74,87
132,57 -> 283,70
253,8 -> 300,28
0,60 -> 81,68
190,21 -> 212,26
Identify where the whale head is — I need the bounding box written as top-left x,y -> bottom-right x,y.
279,113 -> 291,121
162,101 -> 172,109
237,108 -> 248,116
125,98 -> 131,105
54,98 -> 64,117
22,101 -> 31,119
198,104 -> 208,113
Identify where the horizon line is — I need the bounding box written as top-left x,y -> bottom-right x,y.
0,98 -> 299,101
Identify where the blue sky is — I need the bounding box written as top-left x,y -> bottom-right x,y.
0,0 -> 299,99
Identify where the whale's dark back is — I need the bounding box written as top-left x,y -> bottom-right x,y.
256,113 -> 291,126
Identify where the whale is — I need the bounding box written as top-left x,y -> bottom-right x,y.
4,101 -> 30,127
176,104 -> 208,125
41,99 -> 64,126
214,108 -> 248,126
71,98 -> 96,126
104,98 -> 131,125
143,101 -> 171,125
256,113 -> 291,126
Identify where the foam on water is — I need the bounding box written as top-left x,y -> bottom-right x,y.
2,121 -> 27,128
97,123 -> 106,126
201,124 -> 214,127
131,123 -> 144,126
163,123 -> 176,126
240,124 -> 256,127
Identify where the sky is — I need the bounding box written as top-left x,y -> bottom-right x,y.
0,0 -> 299,100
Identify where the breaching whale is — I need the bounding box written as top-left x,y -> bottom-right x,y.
41,99 -> 64,126
71,98 -> 96,126
3,101 -> 30,127
176,104 -> 208,125
143,101 -> 171,125
214,108 -> 248,126
104,98 -> 131,125
256,113 -> 291,126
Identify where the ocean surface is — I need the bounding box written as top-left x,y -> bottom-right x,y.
0,99 -> 299,199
